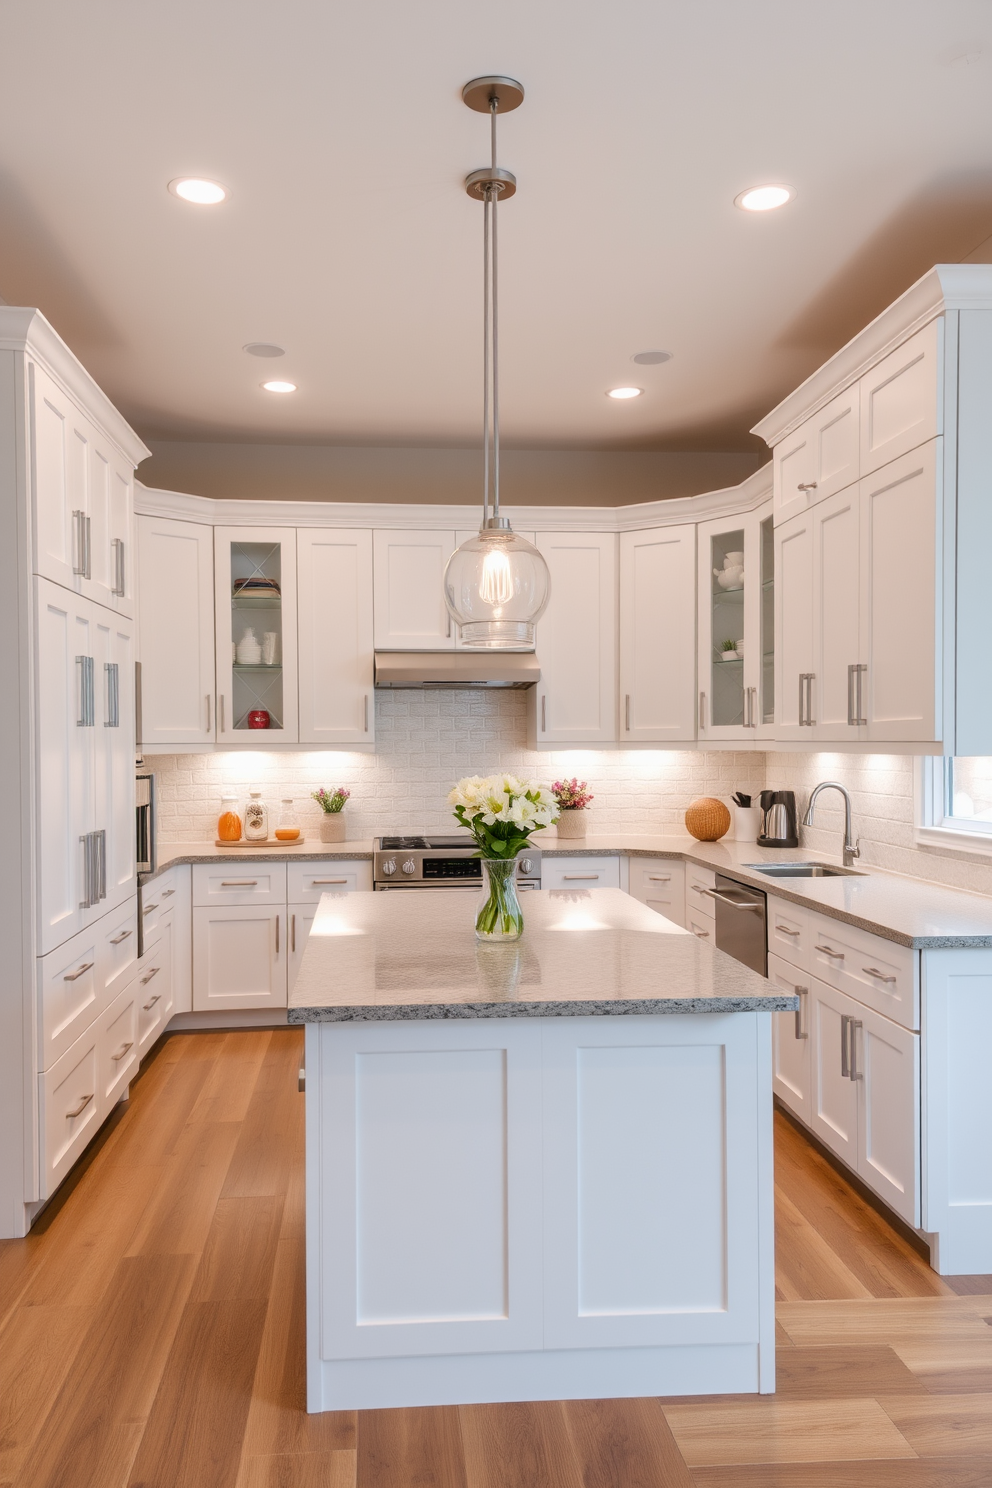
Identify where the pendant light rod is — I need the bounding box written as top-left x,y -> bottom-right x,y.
491,115 -> 501,525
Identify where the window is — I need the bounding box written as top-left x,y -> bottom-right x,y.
918,757 -> 992,854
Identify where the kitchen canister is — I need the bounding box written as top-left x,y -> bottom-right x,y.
732,805 -> 760,843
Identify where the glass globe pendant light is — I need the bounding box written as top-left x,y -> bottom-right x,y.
443,77 -> 551,650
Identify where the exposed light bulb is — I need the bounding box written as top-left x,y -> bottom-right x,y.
479,547 -> 513,607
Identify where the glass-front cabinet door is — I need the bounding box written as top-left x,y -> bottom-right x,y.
696,502 -> 773,742
215,527 -> 299,743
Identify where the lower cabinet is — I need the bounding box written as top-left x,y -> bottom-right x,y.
192,904 -> 287,1011
626,858 -> 686,927
288,903 -> 318,995
137,917 -> 174,1052
768,952 -> 811,1126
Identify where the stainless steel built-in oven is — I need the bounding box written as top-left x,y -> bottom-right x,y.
136,769 -> 155,957
373,836 -> 542,891
712,874 -> 767,975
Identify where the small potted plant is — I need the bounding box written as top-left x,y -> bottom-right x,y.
311,787 -> 351,842
720,639 -> 739,660
551,778 -> 594,838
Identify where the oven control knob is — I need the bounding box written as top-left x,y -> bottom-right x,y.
381,858 -> 396,875
401,858 -> 416,875
519,858 -> 532,875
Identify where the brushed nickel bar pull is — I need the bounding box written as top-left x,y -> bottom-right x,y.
112,537 -> 126,596
97,830 -> 106,900
647,874 -> 671,882
220,880 -> 258,888
794,985 -> 808,1041
142,993 -> 161,1010
841,1013 -> 851,1078
563,873 -> 600,880
541,695 -> 547,732
849,1019 -> 864,1081
776,923 -> 800,935
855,663 -> 867,726
863,966 -> 896,983
848,664 -> 857,727
111,1041 -> 133,1061
692,927 -> 710,938
109,929 -> 132,944
625,694 -> 631,732
699,691 -> 706,731
807,672 -> 816,727
161,888 -> 175,898
205,694 -> 212,733
84,515 -> 92,579
63,962 -> 94,982
799,673 -> 805,726
291,913 -> 296,952
797,481 -> 818,493
141,967 -> 160,986
364,694 -> 369,732
219,694 -> 225,733
275,914 -> 280,954
311,878 -> 348,885
66,1093 -> 93,1119
142,902 -> 158,915
815,944 -> 844,959
72,510 -> 87,575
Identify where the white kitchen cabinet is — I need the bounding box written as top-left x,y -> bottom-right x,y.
98,978 -> 139,1111
29,361 -> 134,617
136,516 -> 216,746
137,920 -> 173,1053
774,510 -> 815,742
297,529 -> 374,746
373,529 -> 456,650
193,862 -> 287,907
532,532 -> 617,745
286,861 -> 373,901
811,487 -> 862,742
192,904 -> 287,1011
215,526 -> 299,742
808,975 -> 860,1170
858,443 -> 939,744
626,858 -> 685,927
773,385 -> 860,525
767,952 -> 811,1126
38,1025 -> 100,1198
860,320 -> 940,477
619,526 -> 696,743
697,506 -> 773,742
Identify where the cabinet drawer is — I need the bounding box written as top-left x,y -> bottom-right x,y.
809,912 -> 918,1030
136,932 -> 172,1053
685,861 -> 717,918
767,894 -> 810,970
38,926 -> 101,1072
193,862 -> 287,907
860,320 -> 940,476
686,907 -> 713,942
100,900 -> 139,994
39,1031 -> 100,1197
542,856 -> 621,890
626,858 -> 685,926
287,860 -> 372,902
99,981 -> 139,1108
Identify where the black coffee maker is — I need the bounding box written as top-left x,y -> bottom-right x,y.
757,790 -> 799,848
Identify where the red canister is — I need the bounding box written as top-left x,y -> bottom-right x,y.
247,709 -> 270,729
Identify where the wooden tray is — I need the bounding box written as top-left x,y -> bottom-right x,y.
213,837 -> 308,848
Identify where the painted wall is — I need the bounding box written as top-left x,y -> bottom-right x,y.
151,690 -> 766,843
774,753 -> 992,897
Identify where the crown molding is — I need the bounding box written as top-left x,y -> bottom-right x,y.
0,307 -> 151,467
751,264 -> 992,449
135,462 -> 772,532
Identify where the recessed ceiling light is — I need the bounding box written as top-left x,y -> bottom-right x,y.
168,178 -> 228,205
262,380 -> 297,393
734,184 -> 795,212
607,386 -> 643,400
244,343 -> 285,358
632,350 -> 672,365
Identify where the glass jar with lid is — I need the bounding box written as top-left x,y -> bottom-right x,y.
243,789 -> 269,842
217,794 -> 242,842
274,798 -> 301,842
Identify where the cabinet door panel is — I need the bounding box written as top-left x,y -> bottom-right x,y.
533,533 -> 617,744
619,526 -> 696,742
136,516 -> 215,745
298,530 -> 374,745
809,977 -> 858,1165
99,981 -> 139,1109
812,488 -> 861,741
857,1005 -> 919,1225
774,513 -> 814,741
860,443 -> 939,742
216,527 -> 299,743
93,609 -> 135,911
39,1029 -> 99,1197
860,321 -> 940,475
288,903 -> 317,995
767,952 -> 810,1124
373,530 -> 455,649
193,905 -> 287,1010
30,362 -> 81,592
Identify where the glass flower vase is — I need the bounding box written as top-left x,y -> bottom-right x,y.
475,857 -> 524,941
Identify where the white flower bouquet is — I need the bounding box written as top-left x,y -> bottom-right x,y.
448,773 -> 558,860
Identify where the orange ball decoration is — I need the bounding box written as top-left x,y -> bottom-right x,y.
685,797 -> 731,842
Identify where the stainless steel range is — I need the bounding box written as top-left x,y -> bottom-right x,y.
373,836 -> 542,891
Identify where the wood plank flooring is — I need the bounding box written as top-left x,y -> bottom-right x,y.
2,1027 -> 991,1487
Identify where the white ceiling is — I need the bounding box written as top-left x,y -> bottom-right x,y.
2,0 -> 992,455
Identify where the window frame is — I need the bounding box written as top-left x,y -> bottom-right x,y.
916,756 -> 992,858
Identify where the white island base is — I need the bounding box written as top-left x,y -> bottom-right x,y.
304,1006 -> 776,1411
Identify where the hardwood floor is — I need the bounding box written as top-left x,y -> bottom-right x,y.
2,1028 -> 991,1487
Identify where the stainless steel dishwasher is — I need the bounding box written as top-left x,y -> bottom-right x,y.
712,874 -> 767,975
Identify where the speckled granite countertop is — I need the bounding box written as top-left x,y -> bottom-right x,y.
153,834 -> 992,949
287,886 -> 797,1022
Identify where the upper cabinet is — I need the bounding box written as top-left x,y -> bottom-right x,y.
619,526 -> 696,744
532,532 -> 617,746
859,321 -> 940,477
697,504 -> 773,744
136,516 -> 216,747
297,529 -> 374,746
373,530 -> 456,650
215,527 -> 299,744
30,361 -> 135,617
773,385 -> 860,525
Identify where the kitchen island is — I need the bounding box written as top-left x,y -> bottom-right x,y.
289,887 -> 797,1412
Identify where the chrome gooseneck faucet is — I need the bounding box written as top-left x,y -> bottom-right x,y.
803,781 -> 861,867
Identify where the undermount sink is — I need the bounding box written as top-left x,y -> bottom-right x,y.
744,862 -> 864,878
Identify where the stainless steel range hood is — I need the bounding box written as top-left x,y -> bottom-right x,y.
374,651 -> 540,689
